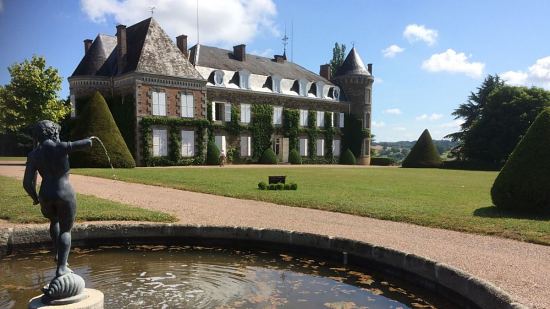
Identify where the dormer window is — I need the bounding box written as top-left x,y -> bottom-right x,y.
329,86 -> 341,101
214,70 -> 225,86
271,75 -> 282,93
316,81 -> 325,99
298,79 -> 308,96
239,70 -> 250,89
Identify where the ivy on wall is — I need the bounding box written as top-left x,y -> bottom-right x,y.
307,110 -> 317,159
250,104 -> 274,160
342,114 -> 370,158
140,116 -> 209,166
324,112 -> 335,162
282,108 -> 299,151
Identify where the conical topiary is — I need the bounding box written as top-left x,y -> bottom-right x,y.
288,148 -> 302,164
402,129 -> 442,168
206,140 -> 220,165
339,149 -> 356,165
259,148 -> 277,164
70,91 -> 135,168
491,108 -> 550,212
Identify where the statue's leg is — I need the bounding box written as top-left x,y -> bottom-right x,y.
55,199 -> 76,278
41,201 -> 59,260
50,221 -> 60,260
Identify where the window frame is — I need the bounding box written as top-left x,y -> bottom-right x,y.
299,109 -> 308,127
240,103 -> 251,124
152,128 -> 168,157
180,93 -> 194,118
181,130 -> 195,157
152,91 -> 167,116
273,106 -> 283,125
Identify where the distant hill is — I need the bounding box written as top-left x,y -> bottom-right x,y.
372,140 -> 457,163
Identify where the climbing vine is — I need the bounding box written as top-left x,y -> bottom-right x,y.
324,112 -> 335,162
282,108 -> 299,151
250,104 -> 274,160
307,110 -> 317,159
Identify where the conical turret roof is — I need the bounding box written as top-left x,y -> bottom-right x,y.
335,47 -> 370,76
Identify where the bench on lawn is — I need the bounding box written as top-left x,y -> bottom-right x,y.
268,175 -> 286,184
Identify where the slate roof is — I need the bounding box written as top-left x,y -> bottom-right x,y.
72,18 -> 202,80
189,45 -> 332,84
335,47 -> 370,76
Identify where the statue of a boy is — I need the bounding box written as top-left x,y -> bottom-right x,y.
23,120 -> 92,278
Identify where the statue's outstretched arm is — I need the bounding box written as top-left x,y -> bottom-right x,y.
23,160 -> 39,205
59,138 -> 93,153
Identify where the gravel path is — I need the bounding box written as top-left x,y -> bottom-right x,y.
1,164 -> 549,308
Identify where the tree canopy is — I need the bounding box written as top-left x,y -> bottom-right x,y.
330,43 -> 346,77
0,56 -> 69,133
447,75 -> 550,165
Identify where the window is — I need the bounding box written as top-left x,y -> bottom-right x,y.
239,70 -> 250,89
215,135 -> 226,154
316,111 -> 324,128
339,113 -> 345,128
364,112 -> 369,129
299,109 -> 308,127
181,130 -> 194,157
317,139 -> 324,156
70,94 -> 76,118
329,112 -> 334,127
333,139 -> 341,156
273,106 -> 283,125
298,79 -> 308,96
152,129 -> 167,157
299,138 -> 308,156
240,104 -> 251,123
240,136 -> 251,157
212,102 -> 231,122
273,138 -> 281,156
181,94 -> 194,118
152,91 -> 166,116
333,87 -> 341,101
271,75 -> 282,93
214,70 -> 224,86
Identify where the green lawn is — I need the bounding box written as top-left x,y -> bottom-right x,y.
74,167 -> 550,245
0,176 -> 176,223
0,157 -> 25,161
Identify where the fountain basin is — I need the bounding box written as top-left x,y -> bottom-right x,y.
0,223 -> 526,309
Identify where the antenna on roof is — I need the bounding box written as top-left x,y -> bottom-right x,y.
149,6 -> 155,17
351,41 -> 355,48
282,25 -> 289,59
196,0 -> 200,45
291,19 -> 294,62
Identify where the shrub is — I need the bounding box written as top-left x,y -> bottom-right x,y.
258,182 -> 267,190
288,148 -> 302,164
284,183 -> 291,190
290,183 -> 298,190
339,149 -> 356,165
268,184 -> 277,190
491,108 -> 550,213
70,91 -> 135,168
276,183 -> 284,190
259,148 -> 277,164
206,140 -> 220,165
402,129 -> 442,168
370,157 -> 395,166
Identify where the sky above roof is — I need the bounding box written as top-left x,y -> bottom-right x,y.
1,0 -> 549,141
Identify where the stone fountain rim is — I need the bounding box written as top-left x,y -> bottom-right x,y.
0,222 -> 528,309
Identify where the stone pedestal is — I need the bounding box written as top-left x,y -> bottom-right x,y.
28,289 -> 103,309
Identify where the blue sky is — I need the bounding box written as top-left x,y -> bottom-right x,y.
1,0 -> 550,141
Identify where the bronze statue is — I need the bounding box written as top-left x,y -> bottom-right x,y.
23,120 -> 92,302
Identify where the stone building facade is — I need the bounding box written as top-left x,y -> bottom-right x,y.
69,17 -> 374,166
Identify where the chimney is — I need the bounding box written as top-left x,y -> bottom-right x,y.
274,55 -> 286,63
320,64 -> 331,80
367,63 -> 373,75
176,35 -> 188,57
233,44 -> 246,61
84,39 -> 93,54
116,24 -> 127,74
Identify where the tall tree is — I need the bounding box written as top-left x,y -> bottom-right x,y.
0,56 -> 69,134
446,75 -> 504,145
461,85 -> 550,164
330,43 -> 346,77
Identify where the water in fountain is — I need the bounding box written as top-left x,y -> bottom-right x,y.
90,136 -> 116,180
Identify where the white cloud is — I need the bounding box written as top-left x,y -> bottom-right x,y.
80,0 -> 279,46
383,108 -> 401,115
439,119 -> 465,129
374,77 -> 383,84
393,126 -> 407,131
251,48 -> 274,57
403,24 -> 438,46
422,49 -> 485,78
416,113 -> 443,121
500,56 -> 550,89
372,121 -> 386,128
0,0 -> 4,12
382,44 -> 404,58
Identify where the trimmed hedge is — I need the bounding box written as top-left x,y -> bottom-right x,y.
70,91 -> 135,168
402,129 -> 442,168
491,108 -> 550,212
339,149 -> 356,165
259,148 -> 277,164
370,157 -> 395,166
288,148 -> 302,164
206,140 -> 220,165
258,182 -> 298,190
